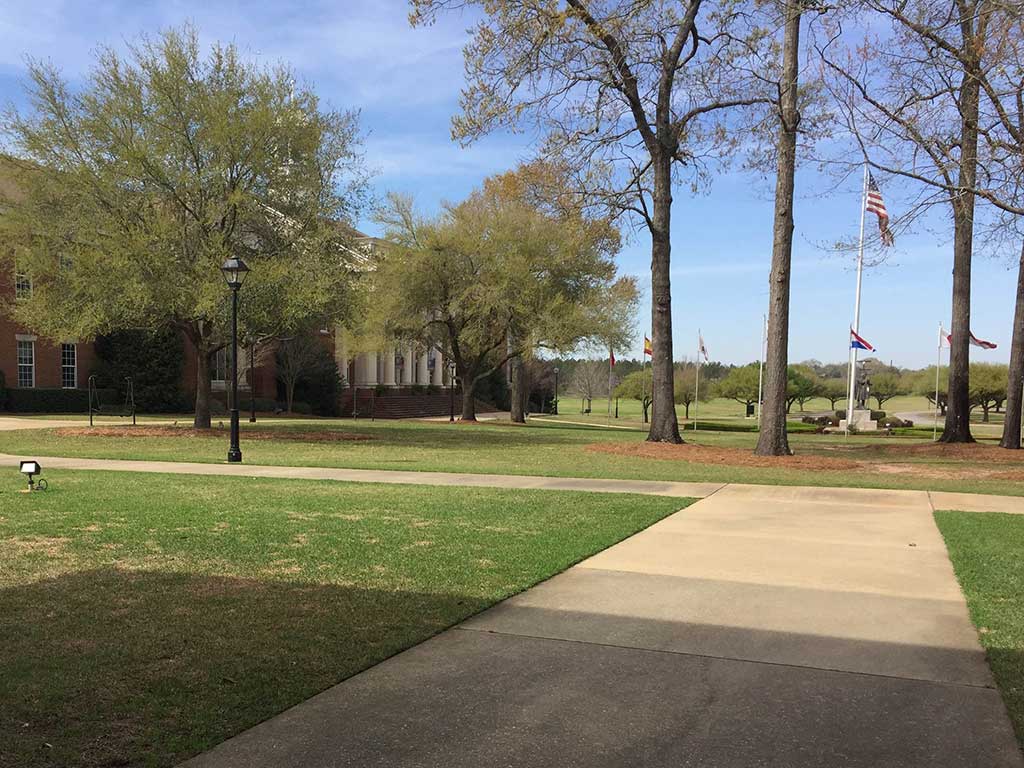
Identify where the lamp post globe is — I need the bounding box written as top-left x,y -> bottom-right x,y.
220,257 -> 250,463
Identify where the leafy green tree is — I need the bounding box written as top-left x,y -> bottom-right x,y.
970,362 -> 1008,422
868,371 -> 905,410
369,171 -> 628,421
615,370 -> 653,424
715,364 -> 761,412
912,366 -> 949,415
820,378 -> 848,410
0,25 -> 365,427
786,365 -> 821,413
673,364 -> 710,420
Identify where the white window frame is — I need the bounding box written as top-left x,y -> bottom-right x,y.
61,342 -> 78,389
16,337 -> 35,388
211,348 -> 228,390
14,271 -> 32,300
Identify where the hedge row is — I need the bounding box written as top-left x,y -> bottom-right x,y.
4,387 -> 118,414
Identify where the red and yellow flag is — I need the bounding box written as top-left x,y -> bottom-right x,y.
643,336 -> 653,356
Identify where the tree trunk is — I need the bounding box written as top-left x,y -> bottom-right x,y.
461,380 -> 477,421
982,405 -> 990,423
1001,242 -> 1024,449
510,353 -> 525,423
286,379 -> 296,413
647,149 -> 682,443
755,0 -> 801,456
684,402 -> 690,420
940,40 -> 981,443
194,348 -> 212,429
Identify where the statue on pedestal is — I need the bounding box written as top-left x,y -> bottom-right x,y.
855,374 -> 872,409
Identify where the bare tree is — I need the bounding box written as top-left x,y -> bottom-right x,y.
757,0 -> 806,455
573,360 -> 607,413
275,335 -> 324,414
820,0 -> 1000,443
409,0 -> 769,443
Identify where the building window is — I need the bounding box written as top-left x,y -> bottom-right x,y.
211,348 -> 227,386
15,272 -> 32,300
61,343 -> 77,389
17,340 -> 35,388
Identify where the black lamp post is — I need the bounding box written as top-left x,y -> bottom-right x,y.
220,257 -> 250,463
249,339 -> 257,423
553,366 -> 559,415
448,359 -> 457,422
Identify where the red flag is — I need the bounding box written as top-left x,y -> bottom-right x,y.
609,350 -> 616,367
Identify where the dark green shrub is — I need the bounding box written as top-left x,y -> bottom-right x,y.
374,383 -> 387,396
291,401 -> 312,415
252,397 -> 279,412
0,370 -> 6,410
835,409 -> 885,421
475,367 -> 510,410
93,327 -> 188,413
6,387 -> 115,413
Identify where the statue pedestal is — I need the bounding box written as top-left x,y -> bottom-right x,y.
839,408 -> 877,432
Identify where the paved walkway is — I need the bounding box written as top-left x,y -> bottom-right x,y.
174,483 -> 1023,767
5,452 -> 1024,514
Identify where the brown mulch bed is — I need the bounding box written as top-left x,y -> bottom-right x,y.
54,426 -> 373,442
875,442 -> 1024,463
585,442 -> 862,471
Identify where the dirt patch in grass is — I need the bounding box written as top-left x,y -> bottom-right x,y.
585,442 -> 861,470
54,426 -> 373,442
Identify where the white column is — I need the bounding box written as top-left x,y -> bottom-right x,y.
364,351 -> 379,385
383,348 -> 396,386
401,346 -> 414,384
431,349 -> 443,385
417,349 -> 429,384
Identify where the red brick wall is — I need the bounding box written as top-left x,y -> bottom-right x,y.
0,271 -> 97,391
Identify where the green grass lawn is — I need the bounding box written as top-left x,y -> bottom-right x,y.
3,415 -> 1023,496
935,511 -> 1024,747
0,470 -> 685,768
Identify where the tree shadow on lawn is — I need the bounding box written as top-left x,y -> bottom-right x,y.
1,567 -> 490,768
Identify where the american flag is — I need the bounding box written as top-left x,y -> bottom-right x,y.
866,172 -> 894,246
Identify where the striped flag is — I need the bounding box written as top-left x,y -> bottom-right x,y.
946,330 -> 997,350
643,336 -> 653,356
850,328 -> 875,351
866,172 -> 894,247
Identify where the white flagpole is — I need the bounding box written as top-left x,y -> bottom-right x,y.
757,313 -> 767,428
694,331 -> 701,432
607,347 -> 613,425
934,322 -> 942,441
641,338 -> 647,425
845,164 -> 869,436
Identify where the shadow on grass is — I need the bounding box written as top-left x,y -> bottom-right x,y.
0,567 -> 489,768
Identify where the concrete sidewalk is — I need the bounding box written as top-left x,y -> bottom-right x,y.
182,484 -> 1023,767
5,452 -> 1024,514
0,452 -> 723,498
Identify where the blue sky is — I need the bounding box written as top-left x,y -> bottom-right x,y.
0,0 -> 1017,369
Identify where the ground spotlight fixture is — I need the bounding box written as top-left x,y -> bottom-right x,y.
19,460 -> 46,492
